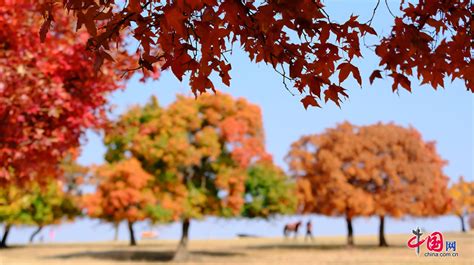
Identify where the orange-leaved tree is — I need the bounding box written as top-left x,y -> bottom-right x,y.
38,1 -> 473,108
104,93 -> 270,260
357,123 -> 451,247
449,177 -> 474,232
287,122 -> 451,247
287,123 -> 375,246
82,158 -> 157,246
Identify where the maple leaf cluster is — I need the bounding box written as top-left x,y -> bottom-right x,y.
287,122 -> 452,219
0,1 -> 136,185
38,0 -> 473,108
375,0 -> 473,92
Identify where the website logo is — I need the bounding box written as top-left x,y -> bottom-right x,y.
407,227 -> 458,257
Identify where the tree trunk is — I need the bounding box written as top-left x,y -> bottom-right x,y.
379,215 -> 388,247
173,218 -> 190,261
29,226 -> 43,243
1,224 -> 11,248
346,216 -> 354,246
113,223 -> 119,241
459,214 -> 466,233
127,221 -> 136,246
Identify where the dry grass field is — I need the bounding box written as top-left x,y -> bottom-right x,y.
0,232 -> 472,265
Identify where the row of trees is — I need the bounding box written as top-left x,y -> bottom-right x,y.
287,123 -> 459,246
0,1 -> 472,261
2,0 -> 473,188
1,94 -> 472,255
85,93 -> 296,260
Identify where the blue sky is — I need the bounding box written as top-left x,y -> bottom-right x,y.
7,0 -> 473,244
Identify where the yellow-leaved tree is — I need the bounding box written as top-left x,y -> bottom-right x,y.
449,177 -> 474,232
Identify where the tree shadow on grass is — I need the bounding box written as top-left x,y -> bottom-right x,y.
0,245 -> 26,250
1,243 -> 162,250
247,243 -> 407,251
48,249 -> 244,262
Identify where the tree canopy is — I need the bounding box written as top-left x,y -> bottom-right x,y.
242,162 -> 297,219
38,0 -> 473,108
105,93 -> 271,219
0,1 -> 138,185
449,177 -> 474,232
0,178 -> 81,247
82,158 -> 158,246
287,122 -> 451,246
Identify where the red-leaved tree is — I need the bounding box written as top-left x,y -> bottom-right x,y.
0,1 -> 148,185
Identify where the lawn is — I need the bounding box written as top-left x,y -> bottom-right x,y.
0,232 -> 472,264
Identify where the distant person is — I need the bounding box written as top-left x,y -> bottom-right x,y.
305,221 -> 314,242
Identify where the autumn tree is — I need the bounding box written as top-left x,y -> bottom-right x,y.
0,178 -> 80,248
0,1 -> 151,185
104,93 -> 270,260
356,123 -> 451,247
82,158 -> 158,246
27,155 -> 85,243
469,214 -> 474,231
449,177 -> 474,232
27,181 -> 81,243
287,122 -> 451,247
242,162 -> 297,219
0,153 -> 84,247
287,123 -> 375,246
0,184 -> 29,248
38,1 -> 473,108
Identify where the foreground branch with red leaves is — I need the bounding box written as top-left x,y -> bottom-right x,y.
38,0 -> 473,108
0,1 -> 137,185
